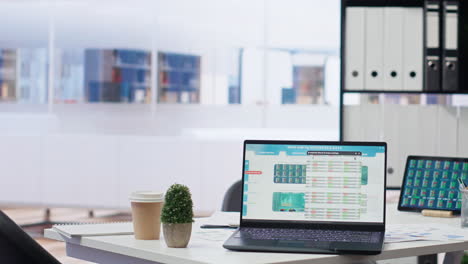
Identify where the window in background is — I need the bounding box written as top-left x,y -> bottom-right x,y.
228,48 -> 243,104
0,2 -> 49,104
265,0 -> 340,107
267,50 -> 334,106
292,66 -> 324,104
211,0 -> 265,106
0,0 -> 343,138
18,49 -> 48,103
0,49 -> 48,103
55,49 -> 84,103
53,1 -> 153,104
0,0 -> 343,108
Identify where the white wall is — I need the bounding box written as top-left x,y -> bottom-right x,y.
0,105 -> 339,211
0,135 -> 245,212
265,0 -> 340,49
0,2 -> 49,48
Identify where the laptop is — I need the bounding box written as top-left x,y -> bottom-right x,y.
223,140 -> 387,255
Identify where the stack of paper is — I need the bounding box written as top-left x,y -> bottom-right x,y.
198,211 -> 240,227
194,212 -> 239,242
385,224 -> 468,243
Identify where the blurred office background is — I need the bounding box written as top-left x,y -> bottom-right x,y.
0,0 -> 343,213
1,0 -> 468,214
3,1 -> 468,262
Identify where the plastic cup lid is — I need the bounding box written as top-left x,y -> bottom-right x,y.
129,191 -> 164,203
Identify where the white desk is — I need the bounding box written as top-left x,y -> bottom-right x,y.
45,203 -> 467,264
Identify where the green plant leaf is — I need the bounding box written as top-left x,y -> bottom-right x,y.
161,183 -> 194,224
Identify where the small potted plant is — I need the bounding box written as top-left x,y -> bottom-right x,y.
161,183 -> 194,248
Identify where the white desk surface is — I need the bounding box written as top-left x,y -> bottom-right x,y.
45,203 -> 468,264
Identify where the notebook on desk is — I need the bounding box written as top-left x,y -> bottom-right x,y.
52,222 -> 133,238
223,140 -> 387,255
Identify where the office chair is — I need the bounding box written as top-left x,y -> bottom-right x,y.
221,180 -> 242,212
0,210 -> 61,264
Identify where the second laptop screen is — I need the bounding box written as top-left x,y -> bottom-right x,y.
242,143 -> 386,223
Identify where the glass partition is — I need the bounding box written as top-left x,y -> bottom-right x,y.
0,0 -> 342,139
53,1 -> 153,104
0,2 -> 48,103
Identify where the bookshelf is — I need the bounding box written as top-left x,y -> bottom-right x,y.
0,49 -> 48,103
158,52 -> 201,104
340,0 -> 468,95
339,1 -> 468,191
339,0 -> 468,140
0,49 -> 17,101
84,49 -> 151,103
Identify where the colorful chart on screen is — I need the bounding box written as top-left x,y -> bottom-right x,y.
242,143 -> 386,223
398,156 -> 468,213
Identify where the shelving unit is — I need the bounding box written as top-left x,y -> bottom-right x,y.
84,49 -> 151,103
0,49 -> 48,103
0,49 -> 17,101
339,0 -> 468,140
157,52 -> 201,104
340,0 -> 468,95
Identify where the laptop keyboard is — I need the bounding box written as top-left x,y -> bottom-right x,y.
237,228 -> 381,243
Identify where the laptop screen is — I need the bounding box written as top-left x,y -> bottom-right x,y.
241,141 -> 386,224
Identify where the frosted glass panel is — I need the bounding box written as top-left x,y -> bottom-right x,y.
0,2 -> 48,103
